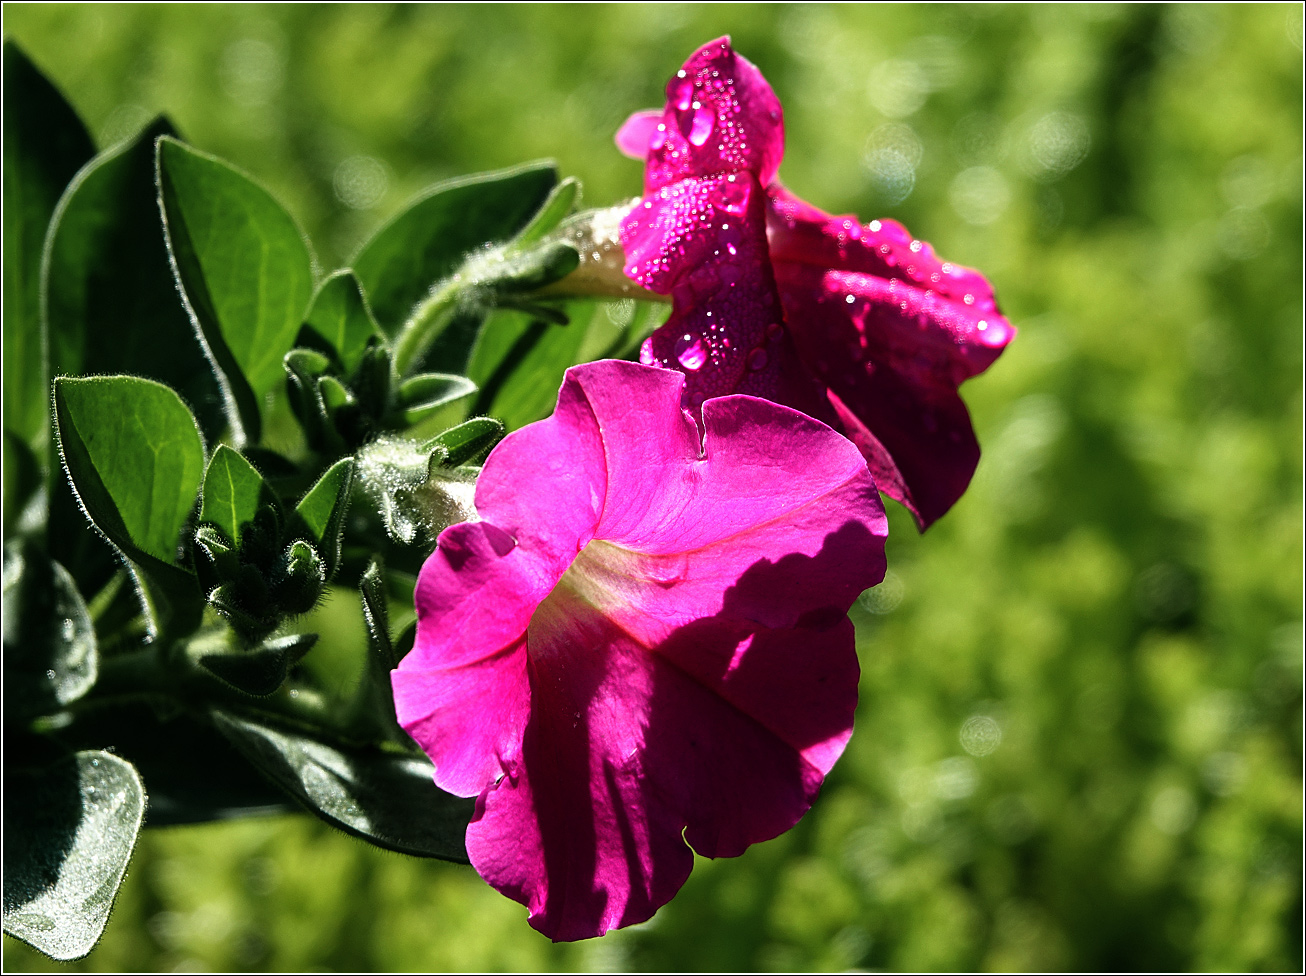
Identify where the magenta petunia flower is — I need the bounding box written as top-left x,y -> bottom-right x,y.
393,359 -> 887,940
617,37 -> 1015,529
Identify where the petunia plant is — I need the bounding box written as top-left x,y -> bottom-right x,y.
1,35 -> 1011,958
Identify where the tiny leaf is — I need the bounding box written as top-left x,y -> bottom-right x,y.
353,162 -> 559,335
302,270 -> 383,375
212,712 -> 474,862
423,416 -> 504,467
198,445 -> 277,550
292,458 -> 354,577
2,750 -> 146,961
507,175 -> 580,250
156,136 -> 314,444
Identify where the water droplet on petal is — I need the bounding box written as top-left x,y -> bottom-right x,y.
689,106 -> 714,147
845,294 -> 856,304
748,347 -> 769,371
649,123 -> 668,151
640,338 -> 657,366
674,334 -> 707,370
767,322 -> 784,339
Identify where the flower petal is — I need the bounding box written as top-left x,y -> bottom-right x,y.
621,172 -> 820,412
766,183 -> 1012,320
394,521 -> 537,797
468,562 -> 859,939
448,365 -> 886,941
642,36 -> 784,191
615,109 -> 663,159
775,263 -> 1002,527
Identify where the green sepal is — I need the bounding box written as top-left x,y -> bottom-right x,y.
291,458 -> 354,578
2,541 -> 98,722
212,711 -> 474,862
2,748 -> 146,961
156,136 -> 315,446
283,348 -> 342,453
195,632 -> 316,697
395,373 -> 478,427
271,540 -> 325,616
422,416 -> 505,467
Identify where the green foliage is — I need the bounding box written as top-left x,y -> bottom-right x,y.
213,712 -> 475,862
3,749 -> 146,961
43,118 -> 225,441
157,136 -> 315,444
352,162 -> 559,335
53,376 -> 205,566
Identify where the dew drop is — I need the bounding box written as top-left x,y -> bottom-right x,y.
748,347 -> 769,371
650,123 -> 668,151
977,320 -> 988,331
845,294 -> 856,304
766,322 -> 784,339
674,334 -> 707,370
639,338 -> 657,366
689,106 -> 715,147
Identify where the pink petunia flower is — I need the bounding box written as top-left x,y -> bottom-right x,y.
393,359 -> 887,940
617,37 -> 1015,529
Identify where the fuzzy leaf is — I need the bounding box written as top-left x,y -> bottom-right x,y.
212,712 -> 473,861
292,458 -> 354,577
2,750 -> 146,961
43,118 -> 225,441
198,445 -> 278,551
156,136 -> 314,444
196,633 -> 316,698
53,376 -> 204,565
302,270 -> 383,375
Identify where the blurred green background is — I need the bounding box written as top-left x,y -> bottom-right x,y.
3,3 -> 1301,971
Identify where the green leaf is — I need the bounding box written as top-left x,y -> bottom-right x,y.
2,541 -> 97,722
43,117 -> 225,441
198,445 -> 278,550
2,42 -> 95,451
469,299 -> 669,430
212,712 -> 473,862
2,750 -> 146,961
423,417 -> 505,467
507,176 -> 580,250
395,373 -> 478,426
353,162 -> 559,335
53,376 -> 205,565
196,632 -> 316,698
302,270 -> 383,375
292,458 -> 354,577
156,136 -> 315,445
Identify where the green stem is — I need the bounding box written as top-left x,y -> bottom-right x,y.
391,280 -> 462,378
